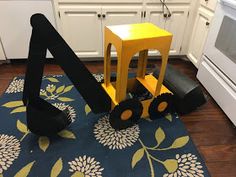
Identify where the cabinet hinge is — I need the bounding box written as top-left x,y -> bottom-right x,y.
58,11 -> 61,18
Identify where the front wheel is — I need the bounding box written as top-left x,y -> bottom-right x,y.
109,99 -> 143,130
148,93 -> 173,120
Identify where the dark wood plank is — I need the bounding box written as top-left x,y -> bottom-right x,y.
0,79 -> 11,94
206,161 -> 236,177
0,58 -> 236,177
199,144 -> 236,162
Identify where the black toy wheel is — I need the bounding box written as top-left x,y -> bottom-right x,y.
148,93 -> 173,120
109,99 -> 143,130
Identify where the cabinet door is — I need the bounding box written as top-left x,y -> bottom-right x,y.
164,6 -> 189,55
146,6 -> 165,29
146,0 -> 190,3
0,40 -> 6,60
188,7 -> 213,68
59,6 -> 103,58
146,6 -> 165,56
0,1 -> 55,59
200,0 -> 217,11
102,6 -> 143,56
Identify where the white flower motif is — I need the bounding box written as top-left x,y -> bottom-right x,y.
40,84 -> 57,100
53,75 -> 63,77
5,78 -> 24,94
43,75 -> 63,78
93,115 -> 140,150
68,155 -> 104,177
163,153 -> 204,177
0,134 -> 21,174
40,89 -> 47,96
92,74 -> 104,83
53,103 -> 76,123
46,84 -> 55,92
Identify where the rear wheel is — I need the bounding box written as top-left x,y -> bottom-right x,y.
109,99 -> 143,130
148,93 -> 173,120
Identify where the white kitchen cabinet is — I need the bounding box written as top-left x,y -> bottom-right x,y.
200,0 -> 217,11
146,6 -> 165,29
165,6 -> 189,55
102,6 -> 143,28
102,6 -> 143,56
0,39 -> 6,60
146,0 -> 190,3
58,0 -> 143,3
58,5 -> 143,58
54,0 -> 192,58
187,7 -> 214,67
0,1 -> 55,59
59,6 -> 103,57
145,6 -> 165,56
146,5 -> 189,55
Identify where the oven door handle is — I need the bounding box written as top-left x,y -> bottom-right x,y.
220,0 -> 236,10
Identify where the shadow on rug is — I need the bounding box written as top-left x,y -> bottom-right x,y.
0,74 -> 210,177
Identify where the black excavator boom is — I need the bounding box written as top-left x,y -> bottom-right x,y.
23,13 -> 111,135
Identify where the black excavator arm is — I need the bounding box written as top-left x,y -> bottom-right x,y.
23,14 -> 111,135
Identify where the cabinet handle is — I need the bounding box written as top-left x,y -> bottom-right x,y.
206,22 -> 210,26
205,0 -> 209,2
102,14 -> 106,18
141,11 -> 143,18
97,14 -> 101,18
144,11 -> 146,18
163,13 -> 168,18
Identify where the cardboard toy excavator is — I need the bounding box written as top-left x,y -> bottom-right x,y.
23,14 -> 206,136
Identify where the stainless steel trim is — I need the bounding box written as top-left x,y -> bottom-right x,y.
204,55 -> 236,92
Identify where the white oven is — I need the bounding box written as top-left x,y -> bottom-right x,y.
197,0 -> 236,125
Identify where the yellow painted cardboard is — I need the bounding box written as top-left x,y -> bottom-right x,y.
102,23 -> 173,118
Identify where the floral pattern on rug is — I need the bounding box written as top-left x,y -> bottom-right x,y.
52,103 -> 77,123
68,155 -> 104,177
163,153 -> 204,177
5,78 -> 24,94
94,115 -> 140,150
0,74 -> 210,177
0,135 -> 21,174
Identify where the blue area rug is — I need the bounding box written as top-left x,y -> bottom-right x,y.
0,74 -> 210,177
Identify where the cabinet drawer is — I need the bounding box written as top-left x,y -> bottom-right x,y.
200,0 -> 217,11
58,0 -> 143,3
146,0 -> 190,3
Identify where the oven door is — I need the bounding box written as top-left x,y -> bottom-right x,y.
203,0 -> 236,84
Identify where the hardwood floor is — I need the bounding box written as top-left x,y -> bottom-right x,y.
0,59 -> 235,177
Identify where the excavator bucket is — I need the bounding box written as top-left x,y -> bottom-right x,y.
23,13 -> 111,135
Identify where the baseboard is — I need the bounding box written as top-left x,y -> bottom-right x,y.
7,55 -> 188,64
